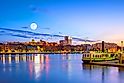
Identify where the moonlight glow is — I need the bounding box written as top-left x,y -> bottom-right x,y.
30,22 -> 38,30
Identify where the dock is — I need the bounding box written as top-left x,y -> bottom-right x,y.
89,61 -> 124,67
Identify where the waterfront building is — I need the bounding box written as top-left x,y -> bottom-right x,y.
59,40 -> 67,46
0,40 -> 120,53
65,36 -> 72,45
92,42 -> 118,52
59,36 -> 72,46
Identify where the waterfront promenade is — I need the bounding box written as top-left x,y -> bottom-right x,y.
0,51 -> 83,54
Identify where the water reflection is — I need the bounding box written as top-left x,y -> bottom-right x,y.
15,54 -> 19,63
0,54 -> 124,83
61,54 -> 72,60
0,54 -> 50,64
82,64 -> 124,83
2,54 -> 5,64
0,54 -> 50,80
45,54 -> 50,77
8,54 -> 11,64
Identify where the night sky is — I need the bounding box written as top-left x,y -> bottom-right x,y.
0,0 -> 124,44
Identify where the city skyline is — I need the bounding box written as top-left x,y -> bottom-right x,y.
0,0 -> 124,44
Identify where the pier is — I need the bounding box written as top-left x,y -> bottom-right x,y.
89,61 -> 124,67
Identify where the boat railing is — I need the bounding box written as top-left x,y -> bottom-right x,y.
82,52 -> 120,59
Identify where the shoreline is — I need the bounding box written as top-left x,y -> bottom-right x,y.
0,52 -> 83,54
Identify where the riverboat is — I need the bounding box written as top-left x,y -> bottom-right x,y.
82,52 -> 119,63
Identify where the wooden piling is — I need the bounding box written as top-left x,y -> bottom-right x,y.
90,54 -> 92,63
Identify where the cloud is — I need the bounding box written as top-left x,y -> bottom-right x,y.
0,27 -> 97,42
42,27 -> 50,30
21,27 -> 28,29
11,34 -> 31,38
72,37 -> 97,42
29,5 -> 48,14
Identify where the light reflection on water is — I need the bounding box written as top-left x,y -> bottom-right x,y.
0,54 -> 124,83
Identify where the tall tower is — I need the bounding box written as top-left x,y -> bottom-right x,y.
102,41 -> 104,52
64,36 -> 72,45
121,41 -> 123,52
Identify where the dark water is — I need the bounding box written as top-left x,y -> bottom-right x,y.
0,54 -> 124,83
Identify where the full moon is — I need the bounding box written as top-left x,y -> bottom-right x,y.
30,22 -> 38,30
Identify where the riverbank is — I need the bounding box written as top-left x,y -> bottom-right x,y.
0,51 -> 83,54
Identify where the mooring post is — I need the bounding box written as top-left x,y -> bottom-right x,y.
119,41 -> 123,64
119,53 -> 123,64
90,54 -> 92,63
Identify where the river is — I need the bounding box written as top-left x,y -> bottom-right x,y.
0,54 -> 124,83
